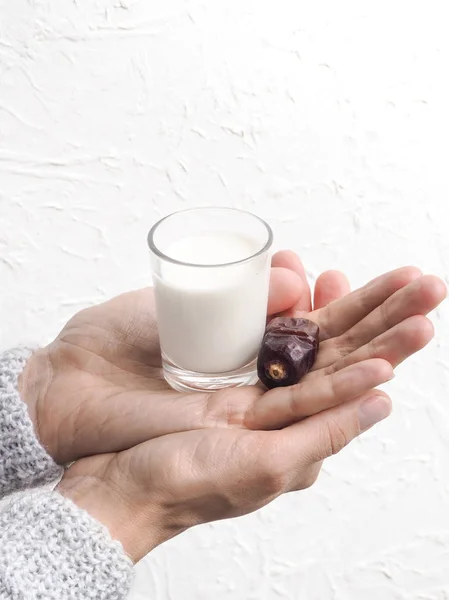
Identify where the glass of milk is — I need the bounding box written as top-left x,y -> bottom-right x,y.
148,207 -> 273,392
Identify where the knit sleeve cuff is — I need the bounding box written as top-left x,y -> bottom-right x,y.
0,347 -> 63,497
0,490 -> 134,599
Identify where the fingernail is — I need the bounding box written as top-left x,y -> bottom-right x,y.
358,396 -> 391,432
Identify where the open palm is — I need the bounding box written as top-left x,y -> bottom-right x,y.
23,252 -> 445,467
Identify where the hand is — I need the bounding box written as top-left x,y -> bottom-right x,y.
21,253 -> 445,465
19,251 -> 342,464
246,255 -> 447,430
59,385 -> 391,563
57,258 -> 445,563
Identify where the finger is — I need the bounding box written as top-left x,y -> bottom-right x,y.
324,315 -> 435,374
268,267 -> 305,316
246,359 -> 393,430
278,390 -> 392,486
314,270 -> 350,310
322,275 -> 447,365
309,266 -> 423,340
271,250 -> 312,312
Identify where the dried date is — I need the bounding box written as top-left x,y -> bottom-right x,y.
257,317 -> 320,389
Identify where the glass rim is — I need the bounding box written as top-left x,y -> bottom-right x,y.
147,207 -> 273,268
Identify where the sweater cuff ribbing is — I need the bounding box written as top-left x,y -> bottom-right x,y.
0,348 -> 63,497
0,490 -> 133,599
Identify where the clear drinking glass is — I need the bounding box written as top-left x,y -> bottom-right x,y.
148,207 -> 273,392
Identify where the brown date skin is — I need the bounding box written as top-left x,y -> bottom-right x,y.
257,317 -> 320,389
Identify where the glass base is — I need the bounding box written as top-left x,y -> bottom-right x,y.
162,355 -> 259,393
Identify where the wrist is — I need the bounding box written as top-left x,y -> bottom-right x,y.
18,347 -> 54,457
57,466 -> 170,563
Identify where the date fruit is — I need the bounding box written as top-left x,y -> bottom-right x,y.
257,317 -> 320,389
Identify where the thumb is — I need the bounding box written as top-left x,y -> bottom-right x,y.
281,390 -> 392,468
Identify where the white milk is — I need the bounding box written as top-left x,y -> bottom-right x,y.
153,232 -> 271,374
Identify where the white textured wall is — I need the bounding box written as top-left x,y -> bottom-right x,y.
1,1 -> 449,598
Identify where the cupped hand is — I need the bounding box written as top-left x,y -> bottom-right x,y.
19,251 -> 335,463
21,252 -> 446,467
59,383 -> 391,562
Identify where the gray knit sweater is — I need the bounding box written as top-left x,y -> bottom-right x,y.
0,348 -> 134,599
